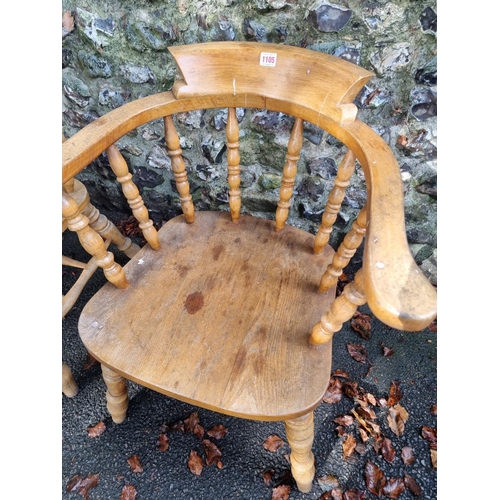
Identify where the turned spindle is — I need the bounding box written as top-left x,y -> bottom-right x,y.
106,145 -> 160,250
62,189 -> 129,289
226,107 -> 241,223
164,115 -> 195,223
82,203 -> 140,258
313,149 -> 356,254
318,206 -> 367,294
309,269 -> 367,346
276,118 -> 303,231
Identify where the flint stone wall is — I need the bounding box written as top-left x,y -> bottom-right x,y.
62,0 -> 437,285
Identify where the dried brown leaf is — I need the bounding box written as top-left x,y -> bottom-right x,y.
364,460 -> 386,496
387,404 -> 409,436
365,393 -> 377,406
381,437 -> 396,463
336,273 -> 350,296
207,424 -> 228,439
83,353 -> 99,370
116,215 -> 143,238
421,426 -> 437,445
383,346 -> 395,357
401,446 -> 415,465
404,474 -> 423,496
333,415 -> 354,427
263,435 -> 285,452
347,343 -> 369,364
317,474 -> 340,492
343,489 -> 366,500
193,423 -> 205,439
359,427 -> 369,443
382,477 -> 406,498
356,405 -> 376,421
332,369 -> 350,378
271,484 -> 291,500
395,404 -> 409,421
430,404 -> 437,415
127,455 -> 143,473
335,425 -> 345,436
120,484 -> 137,500
342,433 -> 357,459
187,450 -> 204,475
66,474 -> 99,498
323,377 -> 343,404
318,492 -> 333,500
372,436 -> 384,455
87,421 -> 106,438
168,420 -> 185,433
184,411 -> 200,433
262,469 -> 274,485
387,381 -> 403,406
331,488 -> 343,500
202,439 -> 223,466
351,311 -> 372,340
157,433 -> 169,451
355,442 -> 367,455
342,381 -> 361,399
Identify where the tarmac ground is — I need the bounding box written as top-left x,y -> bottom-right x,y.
62,218 -> 437,500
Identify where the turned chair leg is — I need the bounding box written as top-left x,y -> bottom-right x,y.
62,363 -> 78,398
285,411 -> 315,493
101,364 -> 129,424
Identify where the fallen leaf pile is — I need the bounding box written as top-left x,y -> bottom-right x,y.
159,411 -> 226,476
320,365 -> 434,498
67,410 -> 228,496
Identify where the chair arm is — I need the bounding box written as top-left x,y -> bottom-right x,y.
341,120 -> 437,331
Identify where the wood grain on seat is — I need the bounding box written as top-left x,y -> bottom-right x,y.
79,211 -> 335,420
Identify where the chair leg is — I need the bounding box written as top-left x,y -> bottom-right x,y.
62,363 -> 78,398
101,364 -> 129,424
285,411 -> 315,493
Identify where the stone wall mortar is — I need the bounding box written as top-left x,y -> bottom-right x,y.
62,0 -> 437,284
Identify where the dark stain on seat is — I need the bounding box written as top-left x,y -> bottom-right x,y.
185,291 -> 204,314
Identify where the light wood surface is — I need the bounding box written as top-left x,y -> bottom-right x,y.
62,363 -> 78,398
62,42 -> 437,491
80,212 -> 335,420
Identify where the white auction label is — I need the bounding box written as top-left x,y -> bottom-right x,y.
260,52 -> 277,67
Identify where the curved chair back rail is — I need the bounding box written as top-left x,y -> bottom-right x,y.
63,42 -> 436,331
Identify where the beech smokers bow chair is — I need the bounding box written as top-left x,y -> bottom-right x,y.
62,42 -> 436,493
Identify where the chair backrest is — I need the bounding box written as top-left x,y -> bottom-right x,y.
62,41 -> 436,332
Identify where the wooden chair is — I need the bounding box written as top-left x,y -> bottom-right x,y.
62,42 -> 436,492
62,147 -> 141,397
